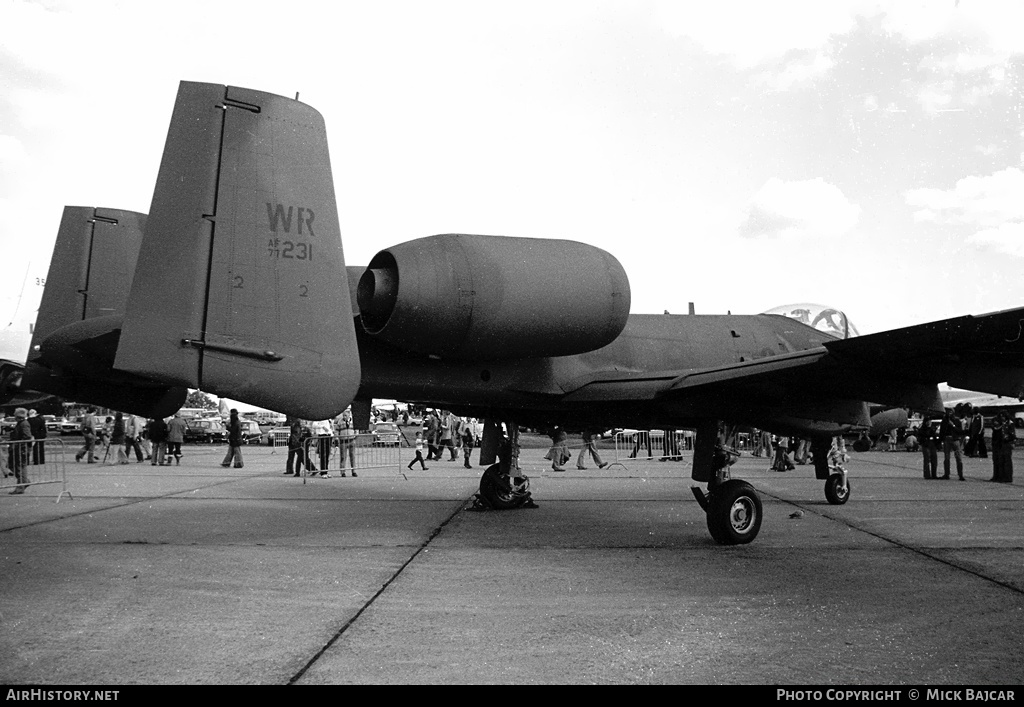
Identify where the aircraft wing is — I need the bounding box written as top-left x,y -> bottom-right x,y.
567,308 -> 1024,418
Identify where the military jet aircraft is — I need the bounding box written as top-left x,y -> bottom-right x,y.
19,82 -> 1024,544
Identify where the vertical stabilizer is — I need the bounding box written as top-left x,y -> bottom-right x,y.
28,206 -> 146,354
22,206 -> 187,417
114,82 -> 360,420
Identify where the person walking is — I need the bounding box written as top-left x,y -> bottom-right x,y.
125,414 -> 145,462
545,427 -> 571,471
461,426 -> 474,468
576,429 -> 609,470
221,409 -> 244,468
407,432 -> 429,471
110,412 -> 129,464
75,407 -> 98,463
438,411 -> 458,461
629,430 -> 653,459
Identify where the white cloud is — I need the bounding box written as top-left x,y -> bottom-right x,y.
756,51 -> 835,91
967,222 -> 1024,257
653,1 -> 855,68
740,178 -> 861,239
906,168 -> 1024,226
0,135 -> 28,166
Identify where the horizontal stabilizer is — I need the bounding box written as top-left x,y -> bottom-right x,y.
114,82 -> 360,420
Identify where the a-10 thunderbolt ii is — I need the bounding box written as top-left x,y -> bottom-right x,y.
18,82 -> 1024,544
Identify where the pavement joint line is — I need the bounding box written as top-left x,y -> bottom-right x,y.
756,487 -> 1024,597
286,495 -> 473,685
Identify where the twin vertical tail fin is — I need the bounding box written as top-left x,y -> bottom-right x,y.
23,206 -> 189,415
113,82 -> 361,420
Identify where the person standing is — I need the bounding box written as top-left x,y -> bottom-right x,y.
148,417 -> 168,466
967,410 -> 987,459
285,418 -> 303,476
312,418 -> 331,477
939,408 -> 965,480
334,409 -> 357,477
221,409 -> 244,468
166,413 -> 186,465
991,411 -> 1015,483
919,417 -> 939,479
75,407 -> 98,463
8,408 -> 32,494
461,425 -> 475,468
27,409 -> 46,466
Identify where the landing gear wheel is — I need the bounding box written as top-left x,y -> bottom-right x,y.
825,474 -> 850,505
706,479 -> 762,545
478,463 -> 530,510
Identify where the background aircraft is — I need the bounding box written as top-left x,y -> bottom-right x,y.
20,82 -> 1024,545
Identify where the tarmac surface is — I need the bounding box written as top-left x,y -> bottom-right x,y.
0,441 -> 1022,685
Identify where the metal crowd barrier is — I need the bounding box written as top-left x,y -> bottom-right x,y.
0,438 -> 71,502
297,434 -> 402,479
612,430 -> 694,464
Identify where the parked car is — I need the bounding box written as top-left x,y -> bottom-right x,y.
60,417 -> 83,435
1,417 -> 16,434
372,421 -> 400,446
183,418 -> 226,444
266,425 -> 291,446
43,415 -> 61,433
237,419 -> 263,444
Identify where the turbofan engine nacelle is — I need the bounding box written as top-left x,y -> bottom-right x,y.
357,234 -> 630,360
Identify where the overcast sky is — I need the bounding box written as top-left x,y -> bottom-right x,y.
2,0 -> 1022,348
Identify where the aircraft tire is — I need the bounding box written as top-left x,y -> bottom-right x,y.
478,463 -> 529,510
825,474 -> 850,505
706,480 -> 762,545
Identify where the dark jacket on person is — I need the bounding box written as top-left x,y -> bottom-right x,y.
148,418 -> 168,444
227,415 -> 242,447
28,416 -> 47,439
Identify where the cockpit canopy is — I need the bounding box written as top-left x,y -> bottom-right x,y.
762,303 -> 860,340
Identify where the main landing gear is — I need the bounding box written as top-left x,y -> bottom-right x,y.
473,419 -> 536,510
691,443 -> 763,544
812,436 -> 850,506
